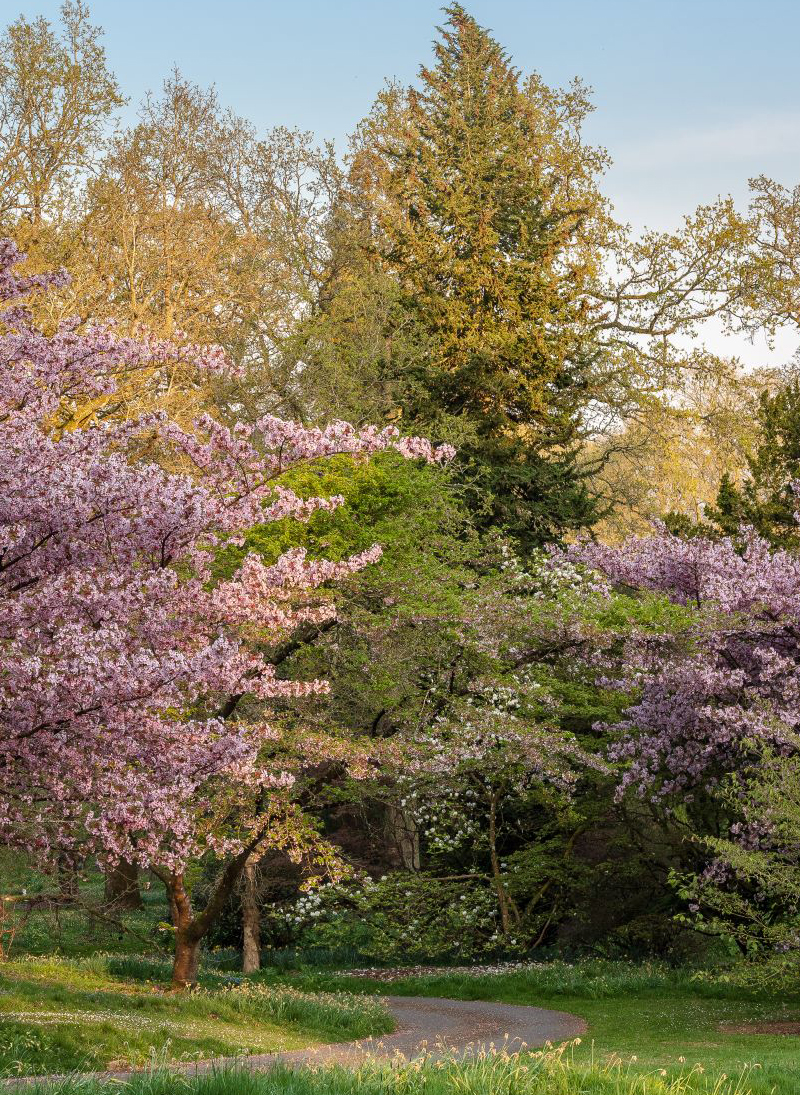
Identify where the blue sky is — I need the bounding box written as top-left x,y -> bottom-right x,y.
15,0 -> 800,232
10,0 -> 800,360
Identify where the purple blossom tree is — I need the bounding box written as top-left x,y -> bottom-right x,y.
572,527 -> 800,798
571,524 -> 800,946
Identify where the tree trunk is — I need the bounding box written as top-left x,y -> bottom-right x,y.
386,802 -> 421,871
104,860 -> 143,910
168,872 -> 203,990
163,844 -> 259,990
156,837 -> 266,990
57,853 -> 79,901
489,793 -> 512,935
241,861 -> 261,974
173,933 -> 202,988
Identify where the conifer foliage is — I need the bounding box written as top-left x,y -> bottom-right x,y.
330,5 -> 602,549
707,379 -> 800,548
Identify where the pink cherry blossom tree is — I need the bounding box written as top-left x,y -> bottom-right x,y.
0,240 -> 452,986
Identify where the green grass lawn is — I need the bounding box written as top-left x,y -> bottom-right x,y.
287,962 -> 800,1095
3,855 -> 799,1095
0,859 -> 391,1079
2,957 -> 797,1095
0,955 -> 391,1077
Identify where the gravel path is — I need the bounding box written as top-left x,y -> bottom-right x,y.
6,994 -> 587,1087
277,994 -> 587,1065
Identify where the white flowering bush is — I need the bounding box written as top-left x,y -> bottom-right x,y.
285,872 -> 518,962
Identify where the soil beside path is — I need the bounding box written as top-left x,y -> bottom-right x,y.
5,994 -> 587,1087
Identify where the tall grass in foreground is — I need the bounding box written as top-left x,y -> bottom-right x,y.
23,1045 -> 760,1095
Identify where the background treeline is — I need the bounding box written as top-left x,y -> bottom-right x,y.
4,1 -> 800,966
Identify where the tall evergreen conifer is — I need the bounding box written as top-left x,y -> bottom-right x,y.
707,379 -> 800,548
306,6 -> 603,550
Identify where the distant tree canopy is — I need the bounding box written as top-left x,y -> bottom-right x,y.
293,8 -> 761,550
0,0 -> 122,227
296,5 -> 613,547
706,378 -> 800,548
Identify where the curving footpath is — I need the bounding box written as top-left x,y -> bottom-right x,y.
6,995 -> 587,1088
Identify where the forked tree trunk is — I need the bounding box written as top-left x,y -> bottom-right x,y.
159,843 -> 261,991
104,860 -> 144,910
489,792 -> 518,935
241,861 -> 261,974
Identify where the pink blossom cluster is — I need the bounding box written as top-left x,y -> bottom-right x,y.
0,241 -> 449,873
